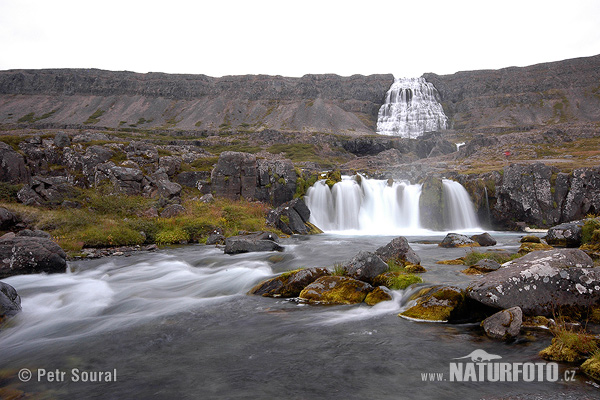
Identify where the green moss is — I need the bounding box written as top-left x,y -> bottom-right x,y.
267,143 -> 319,163
323,170 -> 342,189
374,271 -> 422,290
399,286 -> 467,322
581,351 -> 600,381
155,227 -> 190,245
84,109 -> 105,125
299,276 -> 370,305
539,326 -> 598,363
365,287 -> 392,306
582,219 -> 600,244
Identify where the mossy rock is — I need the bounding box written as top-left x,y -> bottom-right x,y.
249,267 -> 330,298
517,241 -> 553,254
400,285 -> 493,323
520,235 -> 541,243
581,354 -> 600,381
539,327 -> 599,363
299,275 -> 373,305
522,316 -> 551,329
365,286 -> 393,306
404,264 -> 427,273
539,338 -> 588,363
436,258 -> 465,265
461,266 -> 486,275
373,271 -> 422,290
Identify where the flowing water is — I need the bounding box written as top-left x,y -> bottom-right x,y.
376,77 -> 448,138
1,233 -> 598,399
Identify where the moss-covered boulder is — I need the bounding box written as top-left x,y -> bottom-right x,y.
517,241 -> 553,254
364,286 -> 393,306
439,233 -> 479,248
520,235 -> 541,243
581,353 -> 600,381
373,271 -> 422,290
404,264 -> 427,273
375,236 -> 421,266
299,276 -> 373,305
399,285 -> 492,323
248,267 -> 329,298
539,328 -> 598,363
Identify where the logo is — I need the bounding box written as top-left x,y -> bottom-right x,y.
420,349 -> 577,383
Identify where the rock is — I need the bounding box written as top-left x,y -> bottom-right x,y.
562,167 -> 600,222
199,194 -> 215,203
0,142 -> 29,184
0,236 -> 67,278
53,132 -> 71,148
399,285 -> 491,323
255,158 -> 298,206
160,204 -> 186,218
467,249 -> 598,316
439,233 -> 479,248
16,229 -> 51,238
299,276 -> 373,305
249,267 -> 330,298
342,251 -> 388,284
224,232 -> 284,254
17,176 -> 77,205
0,207 -> 17,231
212,152 -> 258,200
520,235 -> 542,243
266,198 -> 321,235
155,179 -> 182,200
375,236 -> 421,266
72,132 -> 110,143
481,307 -> 523,340
462,259 -> 502,275
365,286 -> 393,306
471,232 -> 497,246
176,171 -> 211,188
205,233 -> 225,245
0,281 -> 21,323
545,220 -> 584,247
158,156 -> 182,177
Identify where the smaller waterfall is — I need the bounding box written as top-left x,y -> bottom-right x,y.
442,179 -> 479,230
376,77 -> 448,138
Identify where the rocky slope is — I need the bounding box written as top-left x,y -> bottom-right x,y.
424,54 -> 600,131
0,70 -> 393,135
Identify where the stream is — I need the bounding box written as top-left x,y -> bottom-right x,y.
1,232 -> 599,399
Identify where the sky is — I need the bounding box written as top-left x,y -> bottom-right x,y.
0,0 -> 598,78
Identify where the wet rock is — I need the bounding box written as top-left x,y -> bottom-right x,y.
545,220 -> 584,247
365,286 -> 393,306
439,233 -> 479,248
419,176 -> 444,230
224,231 -> 284,254
0,236 -> 67,278
160,204 -> 186,218
0,142 -> 29,184
375,236 -> 421,266
249,267 -> 330,298
343,251 -> 388,284
0,281 -> 21,323
471,232 -> 497,247
481,307 -> 522,340
467,249 -> 598,316
266,198 -> 321,235
299,276 -> 373,305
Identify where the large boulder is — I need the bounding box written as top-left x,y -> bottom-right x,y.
562,167 -> 600,222
266,198 -> 322,235
545,220 -> 584,247
467,249 -> 599,316
0,281 -> 21,323
0,142 -> 29,184
0,207 -> 17,231
299,276 -> 373,305
375,236 -> 421,266
224,232 -> 284,254
481,307 -> 523,340
0,236 -> 67,278
212,152 -> 258,200
249,267 -> 330,297
342,251 -> 388,284
471,232 -> 497,247
439,233 -> 479,248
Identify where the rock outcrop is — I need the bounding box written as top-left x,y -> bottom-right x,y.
266,198 -> 322,235
0,236 -> 67,278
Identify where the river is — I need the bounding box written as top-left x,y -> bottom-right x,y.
1,232 -> 598,399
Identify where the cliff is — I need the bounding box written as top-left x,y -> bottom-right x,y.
0,70 -> 393,134
423,54 -> 600,131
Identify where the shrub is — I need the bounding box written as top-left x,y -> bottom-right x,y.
582,218 -> 600,244
0,182 -> 23,202
155,227 -> 190,245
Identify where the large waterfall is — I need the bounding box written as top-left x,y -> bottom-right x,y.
305,175 -> 479,234
376,77 -> 448,138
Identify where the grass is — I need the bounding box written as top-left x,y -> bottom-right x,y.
84,109 -> 106,125
267,143 -> 320,163
462,250 -> 521,266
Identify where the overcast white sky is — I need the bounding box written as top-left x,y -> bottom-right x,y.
0,0 -> 598,78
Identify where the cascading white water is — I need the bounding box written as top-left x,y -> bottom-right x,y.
442,179 -> 479,230
376,77 -> 448,138
305,175 -> 424,234
305,176 -> 480,233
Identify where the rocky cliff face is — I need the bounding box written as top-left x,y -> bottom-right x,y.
0,70 -> 393,134
424,54 -> 600,131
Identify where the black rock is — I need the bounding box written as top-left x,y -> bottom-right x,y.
343,251 -> 388,284
0,236 -> 67,278
471,232 -> 497,246
375,236 -> 421,265
0,281 -> 21,322
224,232 -> 284,254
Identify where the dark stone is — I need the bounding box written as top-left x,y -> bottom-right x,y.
176,171 -> 210,188
0,281 -> 21,322
545,220 -> 584,247
17,176 -> 77,205
473,258 -> 501,271
375,236 -> 421,266
0,142 -> 29,184
343,251 -> 388,284
16,229 -> 51,238
224,232 -> 283,254
0,207 -> 17,231
266,198 -> 317,235
467,249 -> 598,316
53,132 -> 71,148
482,307 -> 523,340
160,204 -> 186,218
205,233 -> 225,245
212,152 -> 257,200
0,236 -> 67,278
471,232 -> 497,246
159,156 -> 182,177
439,233 -> 478,248
249,267 -> 330,297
